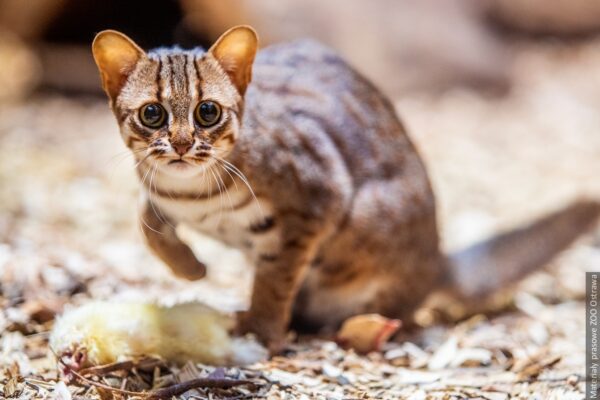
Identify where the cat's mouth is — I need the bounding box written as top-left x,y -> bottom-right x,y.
165,158 -> 194,170
156,156 -> 210,174
166,156 -> 209,167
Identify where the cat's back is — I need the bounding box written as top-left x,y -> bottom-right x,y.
249,39 -> 369,111
254,39 -> 347,82
243,39 -> 424,184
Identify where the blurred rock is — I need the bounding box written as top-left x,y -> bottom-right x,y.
37,44 -> 99,94
489,0 -> 600,36
0,0 -> 65,40
0,0 -> 200,95
0,30 -> 41,100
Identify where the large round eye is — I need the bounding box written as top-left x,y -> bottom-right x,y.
139,103 -> 166,128
195,101 -> 221,127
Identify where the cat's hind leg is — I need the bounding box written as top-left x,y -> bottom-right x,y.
292,177 -> 444,332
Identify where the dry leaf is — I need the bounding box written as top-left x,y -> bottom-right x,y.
515,355 -> 562,381
3,376 -> 23,398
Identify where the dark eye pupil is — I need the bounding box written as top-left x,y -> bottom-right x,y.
199,102 -> 219,123
143,105 -> 162,124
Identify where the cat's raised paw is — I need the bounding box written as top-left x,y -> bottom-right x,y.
171,259 -> 207,281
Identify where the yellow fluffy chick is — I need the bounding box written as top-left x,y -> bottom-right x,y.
50,301 -> 266,369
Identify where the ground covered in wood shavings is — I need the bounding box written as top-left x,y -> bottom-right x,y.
2,37 -> 600,399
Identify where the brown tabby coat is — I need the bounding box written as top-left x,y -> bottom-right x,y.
92,26 -> 600,350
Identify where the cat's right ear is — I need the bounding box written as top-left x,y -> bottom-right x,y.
92,30 -> 145,100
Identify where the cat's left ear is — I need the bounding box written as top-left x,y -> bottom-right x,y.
92,30 -> 146,101
209,26 -> 258,96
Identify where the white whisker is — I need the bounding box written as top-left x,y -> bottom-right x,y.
214,156 -> 263,218
215,164 -> 235,213
208,166 -> 225,228
137,163 -> 164,236
149,162 -> 176,230
133,150 -> 155,170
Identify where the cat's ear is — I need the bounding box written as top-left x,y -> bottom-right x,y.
209,26 -> 258,96
92,30 -> 145,100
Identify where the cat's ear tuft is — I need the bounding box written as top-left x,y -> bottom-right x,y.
92,30 -> 145,100
209,25 -> 258,96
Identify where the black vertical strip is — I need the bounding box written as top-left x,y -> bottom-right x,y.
183,54 -> 190,97
167,55 -> 176,94
194,55 -> 203,100
156,58 -> 163,102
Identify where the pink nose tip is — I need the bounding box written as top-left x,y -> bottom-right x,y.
172,142 -> 192,155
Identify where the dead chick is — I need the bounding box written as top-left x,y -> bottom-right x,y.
50,301 -> 266,370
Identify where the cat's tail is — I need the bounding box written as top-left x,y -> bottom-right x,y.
444,199 -> 600,301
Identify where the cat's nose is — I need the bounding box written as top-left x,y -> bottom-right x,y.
172,141 -> 193,155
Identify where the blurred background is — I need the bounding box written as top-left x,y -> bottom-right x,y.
1,0 -> 600,358
4,0 -> 600,96
1,1 -> 600,394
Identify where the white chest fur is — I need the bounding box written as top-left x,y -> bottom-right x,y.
143,167 -> 280,259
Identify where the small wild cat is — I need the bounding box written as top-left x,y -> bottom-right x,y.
92,26 -> 599,351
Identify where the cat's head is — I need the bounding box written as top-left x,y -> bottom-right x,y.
92,26 -> 258,177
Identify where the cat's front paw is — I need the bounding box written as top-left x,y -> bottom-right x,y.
170,258 -> 207,281
236,311 -> 286,355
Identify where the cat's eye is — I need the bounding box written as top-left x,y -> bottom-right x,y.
195,101 -> 221,127
139,103 -> 166,128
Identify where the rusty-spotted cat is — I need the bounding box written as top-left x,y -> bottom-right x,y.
92,26 -> 600,351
